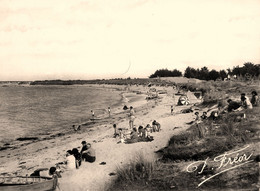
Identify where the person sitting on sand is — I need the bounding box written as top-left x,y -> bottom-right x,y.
30,166 -> 61,178
129,106 -> 135,129
251,91 -> 259,107
145,124 -> 153,133
80,140 -> 88,155
72,148 -> 81,169
118,128 -> 125,143
240,93 -> 253,110
152,120 -> 161,132
201,112 -> 207,120
226,99 -> 241,112
144,126 -> 154,141
138,126 -> 146,139
81,143 -> 96,163
124,128 -> 140,144
65,150 -> 76,170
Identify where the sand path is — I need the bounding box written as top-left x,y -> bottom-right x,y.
58,91 -> 199,191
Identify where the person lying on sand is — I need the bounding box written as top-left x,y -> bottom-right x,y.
30,166 -> 61,178
81,143 -> 96,163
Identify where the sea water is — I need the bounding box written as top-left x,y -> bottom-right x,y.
0,85 -> 122,146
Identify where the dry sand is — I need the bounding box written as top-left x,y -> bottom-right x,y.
0,84 -> 201,191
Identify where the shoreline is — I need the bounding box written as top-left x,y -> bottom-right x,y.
0,85 -> 151,173
0,84 -> 200,191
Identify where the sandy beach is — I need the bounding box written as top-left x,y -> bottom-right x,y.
0,84 -> 201,191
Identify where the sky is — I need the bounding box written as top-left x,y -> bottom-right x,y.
0,0 -> 260,81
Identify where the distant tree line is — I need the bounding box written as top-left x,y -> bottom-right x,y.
228,62 -> 260,77
149,62 -> 260,81
149,69 -> 182,78
184,66 -> 227,81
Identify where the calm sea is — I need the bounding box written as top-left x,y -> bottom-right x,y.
0,85 -> 122,146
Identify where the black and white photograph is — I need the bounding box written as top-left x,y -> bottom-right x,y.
0,0 -> 259,190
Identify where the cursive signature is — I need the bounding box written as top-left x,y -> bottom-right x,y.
186,145 -> 254,187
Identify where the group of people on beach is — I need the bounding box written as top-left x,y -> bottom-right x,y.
30,140 -> 96,179
65,141 -> 96,170
112,106 -> 161,144
188,91 -> 259,125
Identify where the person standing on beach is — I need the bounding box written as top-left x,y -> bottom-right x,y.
171,105 -> 174,114
91,110 -> 95,120
129,106 -> 135,130
108,107 -> 111,117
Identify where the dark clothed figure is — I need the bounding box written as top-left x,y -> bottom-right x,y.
251,91 -> 259,106
72,148 -> 81,168
82,143 -> 96,163
227,99 -> 240,112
